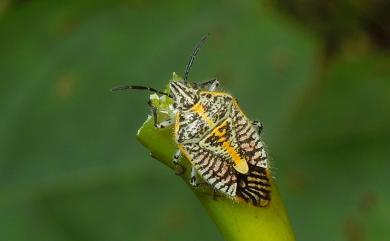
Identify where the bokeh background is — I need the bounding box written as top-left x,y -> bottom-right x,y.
0,0 -> 389,241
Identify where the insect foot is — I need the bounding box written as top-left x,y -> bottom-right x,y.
190,166 -> 199,187
252,120 -> 264,134
174,163 -> 186,175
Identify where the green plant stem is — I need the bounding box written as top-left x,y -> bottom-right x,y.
136,76 -> 296,241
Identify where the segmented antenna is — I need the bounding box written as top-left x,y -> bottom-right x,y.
110,85 -> 173,98
184,33 -> 210,81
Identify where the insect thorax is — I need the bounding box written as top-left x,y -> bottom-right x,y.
169,81 -> 199,111
174,91 -> 234,144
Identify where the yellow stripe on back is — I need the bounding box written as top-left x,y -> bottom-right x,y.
210,121 -> 249,174
222,140 -> 248,174
191,102 -> 214,126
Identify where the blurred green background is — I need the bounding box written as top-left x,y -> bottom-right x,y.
0,0 -> 389,241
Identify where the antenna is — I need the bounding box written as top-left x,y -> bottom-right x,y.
184,33 -> 210,81
110,85 -> 173,98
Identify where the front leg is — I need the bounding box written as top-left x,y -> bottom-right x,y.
252,120 -> 263,135
199,79 -> 220,91
155,119 -> 174,129
148,100 -> 174,128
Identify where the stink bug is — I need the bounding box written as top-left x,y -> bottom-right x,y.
112,35 -> 271,206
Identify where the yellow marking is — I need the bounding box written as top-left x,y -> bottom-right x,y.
174,112 -> 180,138
201,91 -> 231,97
191,102 -> 214,126
210,121 -> 249,174
223,140 -> 248,174
177,100 -> 249,175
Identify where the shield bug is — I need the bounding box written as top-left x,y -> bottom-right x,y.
112,35 -> 271,206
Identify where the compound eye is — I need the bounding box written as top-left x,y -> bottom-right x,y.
172,102 -> 177,109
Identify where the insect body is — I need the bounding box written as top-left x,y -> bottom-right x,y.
171,81 -> 271,206
112,35 -> 271,206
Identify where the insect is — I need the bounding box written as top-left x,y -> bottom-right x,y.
112,35 -> 271,206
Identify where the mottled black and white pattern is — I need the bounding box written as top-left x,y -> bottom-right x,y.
168,81 -> 271,206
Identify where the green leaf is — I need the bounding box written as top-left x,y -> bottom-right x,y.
12,0 -> 390,241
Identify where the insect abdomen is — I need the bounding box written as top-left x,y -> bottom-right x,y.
236,165 -> 271,206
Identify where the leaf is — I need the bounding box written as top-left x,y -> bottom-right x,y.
0,0 -> 342,241
275,52 -> 390,241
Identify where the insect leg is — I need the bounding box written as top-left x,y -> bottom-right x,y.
199,79 -> 220,91
147,100 -> 158,127
190,166 -> 199,187
189,167 -> 209,188
148,100 -> 173,128
212,189 -> 222,201
252,120 -> 263,135
172,150 -> 185,175
155,119 -> 174,128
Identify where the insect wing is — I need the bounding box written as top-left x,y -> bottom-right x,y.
230,102 -> 268,168
199,118 -> 249,174
180,142 -> 238,196
230,101 -> 271,206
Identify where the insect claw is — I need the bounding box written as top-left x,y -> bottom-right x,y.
190,177 -> 197,186
212,189 -> 221,201
192,182 -> 206,188
174,163 -> 186,175
258,199 -> 271,207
